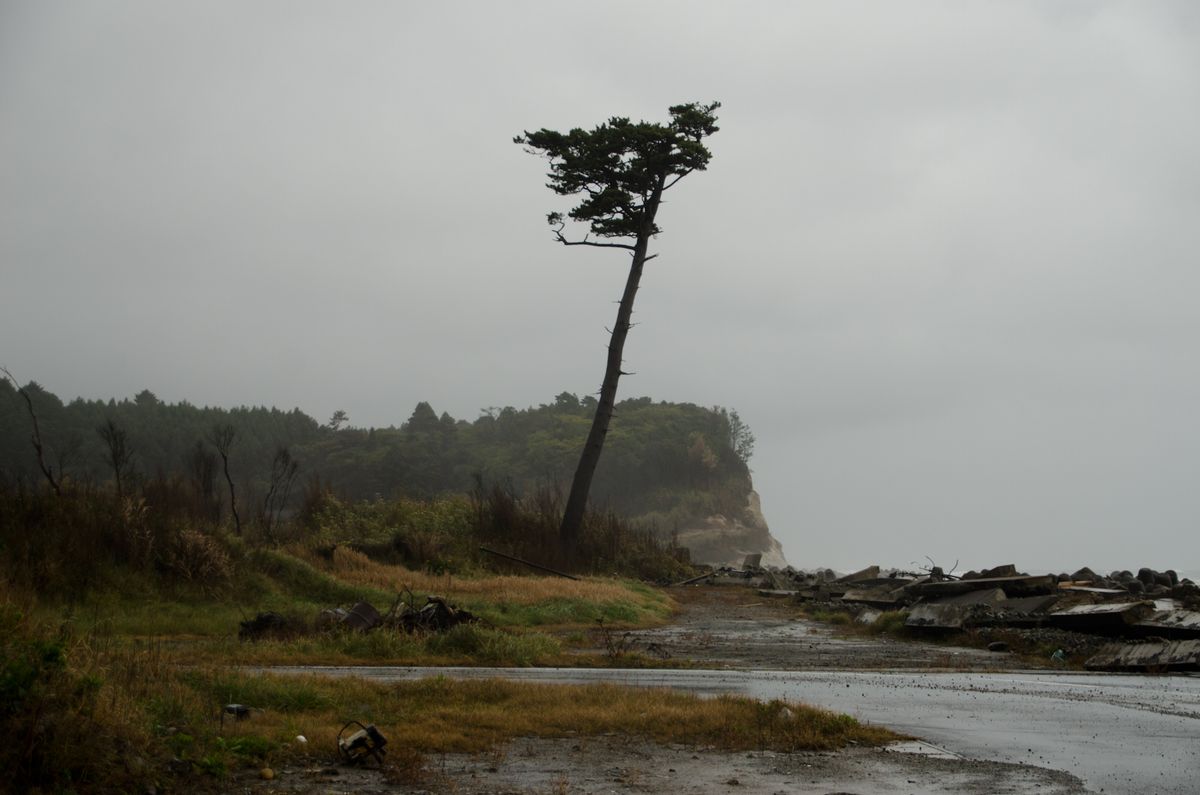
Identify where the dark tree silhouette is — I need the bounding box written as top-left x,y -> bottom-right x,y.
260,445 -> 300,539
515,101 -> 720,556
1,367 -> 61,495
209,423 -> 241,536
96,418 -> 134,500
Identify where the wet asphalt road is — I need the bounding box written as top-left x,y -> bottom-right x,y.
269,665 -> 1200,794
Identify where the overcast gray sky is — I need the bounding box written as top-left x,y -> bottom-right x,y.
2,1 -> 1197,574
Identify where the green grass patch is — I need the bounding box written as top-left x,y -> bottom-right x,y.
865,610 -> 909,636
2,592 -> 901,793
467,594 -> 663,628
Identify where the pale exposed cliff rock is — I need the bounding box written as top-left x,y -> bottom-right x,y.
674,489 -> 788,568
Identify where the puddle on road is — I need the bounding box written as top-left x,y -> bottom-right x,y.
885,740 -> 963,759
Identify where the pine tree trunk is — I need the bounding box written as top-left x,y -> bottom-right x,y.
559,180 -> 664,558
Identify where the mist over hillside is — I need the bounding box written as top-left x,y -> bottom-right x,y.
0,381 -> 760,542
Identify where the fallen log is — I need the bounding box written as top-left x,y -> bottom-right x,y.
479,546 -> 579,580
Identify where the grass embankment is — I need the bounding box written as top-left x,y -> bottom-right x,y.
2,484 -> 900,792
59,545 -> 673,667
1,599 -> 900,792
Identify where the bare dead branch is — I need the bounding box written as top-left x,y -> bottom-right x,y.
1,366 -> 61,495
662,169 -> 694,191
551,221 -> 637,251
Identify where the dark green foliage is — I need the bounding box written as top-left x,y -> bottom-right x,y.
467,480 -> 692,581
0,607 -> 146,793
515,102 -> 720,239
0,382 -> 754,534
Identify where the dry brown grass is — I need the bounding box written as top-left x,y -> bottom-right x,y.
306,545 -> 662,607
193,672 -> 901,758
4,589 -> 896,791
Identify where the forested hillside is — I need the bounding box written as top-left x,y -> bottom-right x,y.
0,382 -> 755,534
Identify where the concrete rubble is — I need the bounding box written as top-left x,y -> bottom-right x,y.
680,560 -> 1200,671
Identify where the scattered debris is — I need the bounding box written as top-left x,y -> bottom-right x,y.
241,593 -> 478,641
337,721 -> 388,766
392,595 -> 479,633
766,560 -> 1199,666
341,601 -> 383,632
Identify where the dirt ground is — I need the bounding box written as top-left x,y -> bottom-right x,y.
237,737 -> 1088,795
234,586 -> 1096,793
609,585 -> 1011,672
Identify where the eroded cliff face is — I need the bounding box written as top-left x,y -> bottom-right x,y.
674,489 -> 788,568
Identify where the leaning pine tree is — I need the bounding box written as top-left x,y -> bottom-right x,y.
515,101 -> 720,559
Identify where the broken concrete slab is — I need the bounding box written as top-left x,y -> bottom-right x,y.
835,565 -> 880,583
1133,608 -> 1200,639
906,588 -> 1008,630
983,594 -> 1060,627
1048,601 -> 1154,633
1057,585 -> 1128,595
996,594 -> 1058,614
907,575 -> 1056,599
840,584 -> 911,608
1084,639 -> 1200,672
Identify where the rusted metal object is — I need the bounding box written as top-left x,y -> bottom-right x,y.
338,721 -> 388,765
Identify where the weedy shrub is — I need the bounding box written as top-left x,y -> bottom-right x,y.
867,611 -> 909,636
469,481 -> 693,581
0,600 -> 156,792
424,624 -> 560,666
0,483 -> 236,599
162,526 -> 233,585
805,607 -> 854,626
